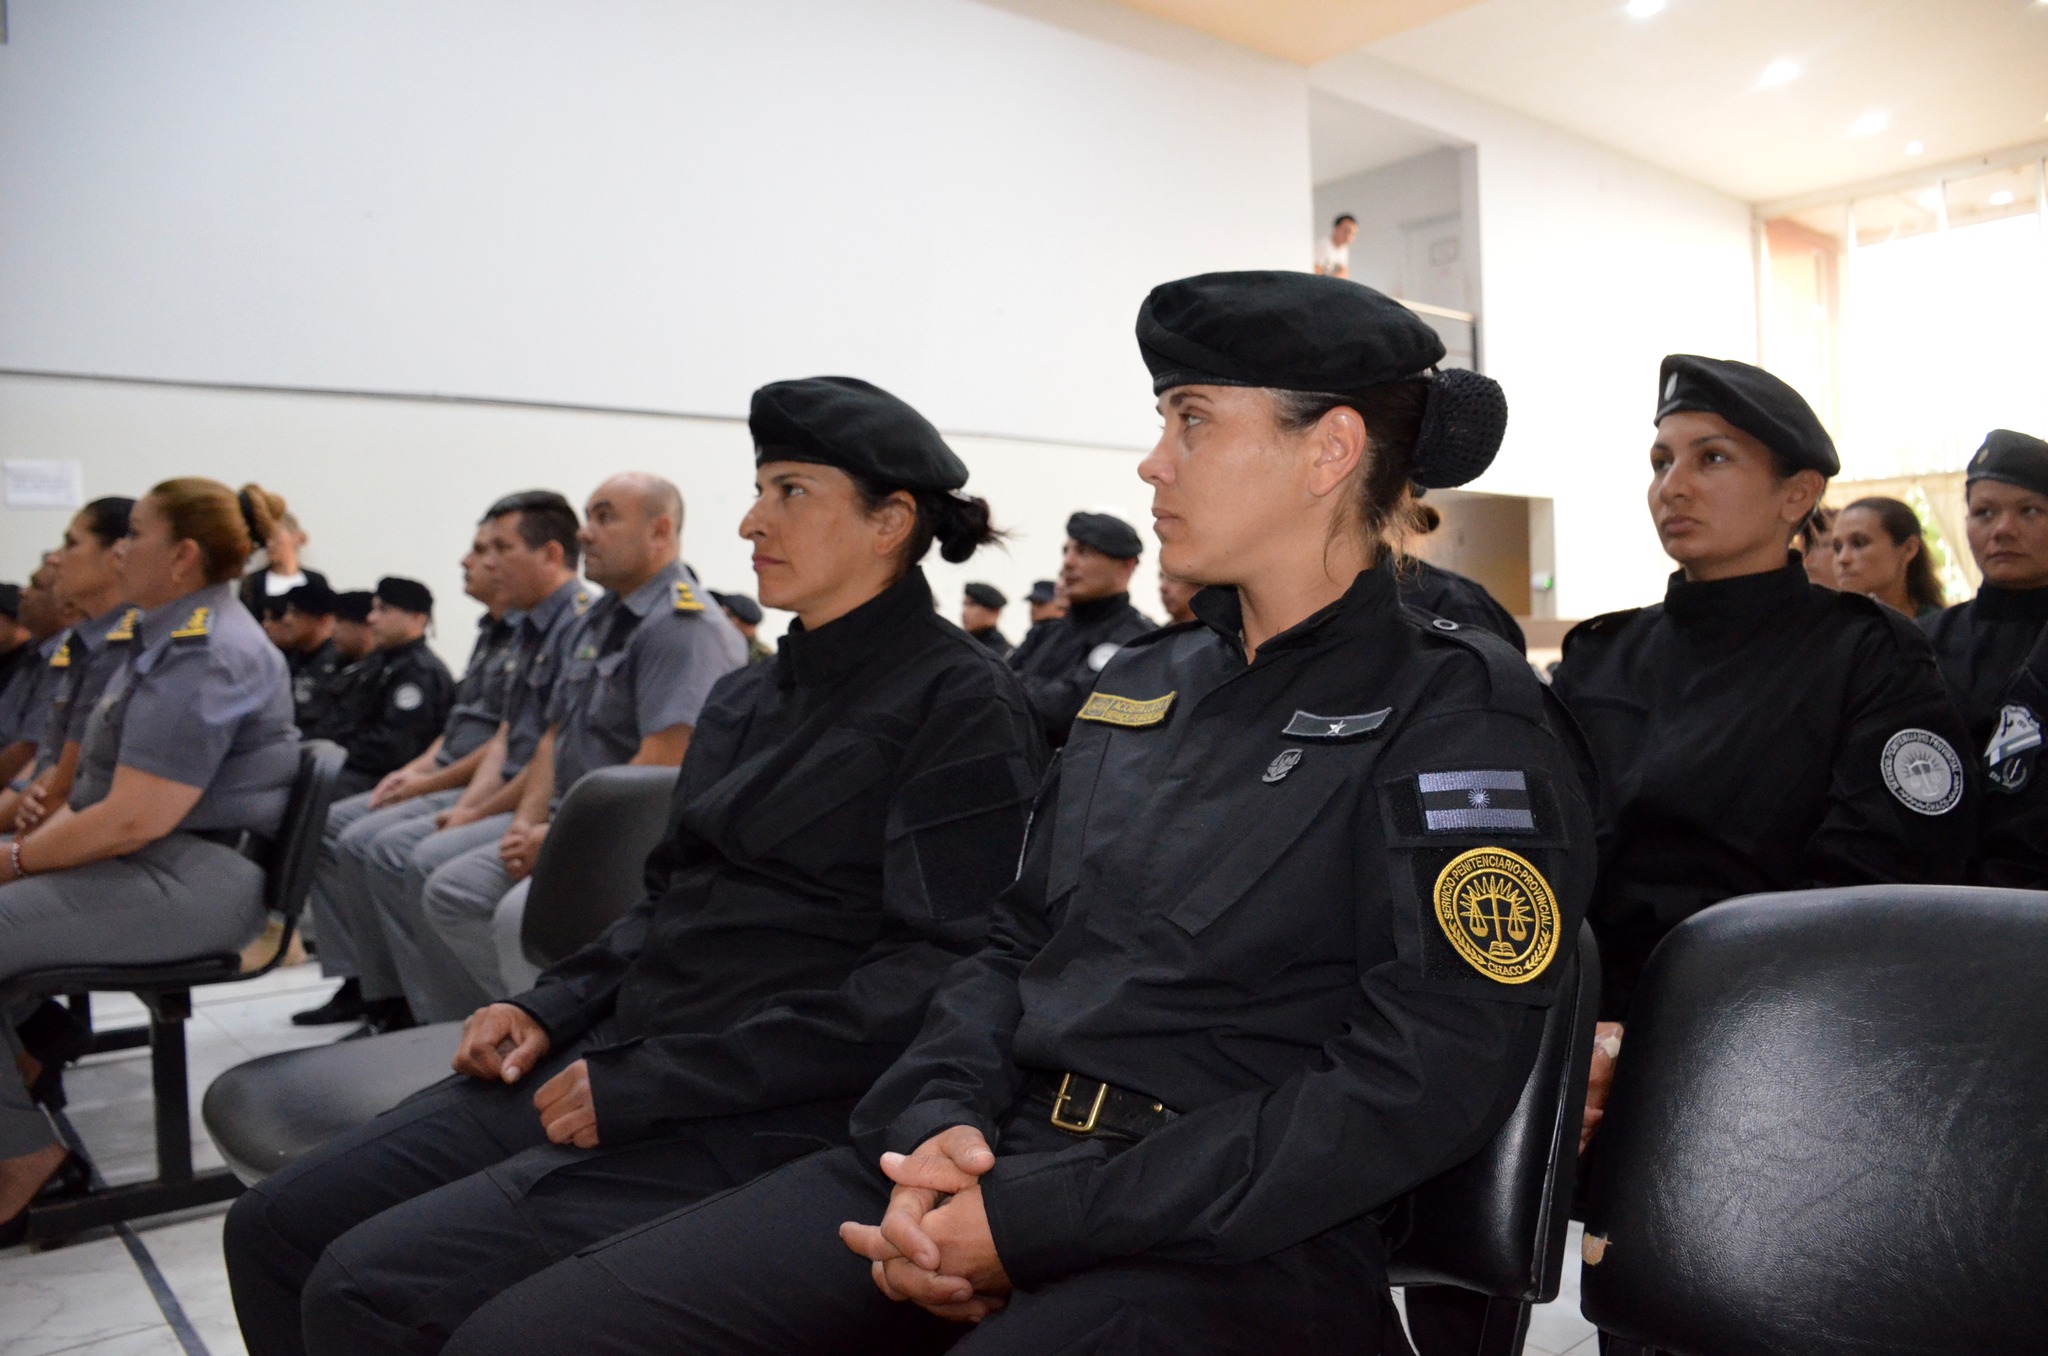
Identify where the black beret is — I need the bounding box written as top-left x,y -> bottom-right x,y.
1027,580 -> 1058,605
282,580 -> 337,616
0,583 -> 19,620
1656,355 -> 1838,477
1067,512 -> 1142,560
964,582 -> 1006,610
750,376 -> 967,492
1965,429 -> 2048,499
375,576 -> 434,615
712,590 -> 764,626
333,591 -> 375,624
1136,271 -> 1508,490
1138,271 -> 1444,394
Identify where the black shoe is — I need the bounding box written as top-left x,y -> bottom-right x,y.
34,1152 -> 91,1203
26,1064 -> 65,1112
17,1000 -> 92,1069
341,998 -> 416,1040
291,978 -> 367,1027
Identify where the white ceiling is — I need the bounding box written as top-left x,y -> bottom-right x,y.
1362,0 -> 2048,203
1309,90 -> 1460,182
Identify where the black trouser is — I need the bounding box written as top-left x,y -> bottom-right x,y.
440,1118 -> 1414,1356
221,1029 -> 851,1356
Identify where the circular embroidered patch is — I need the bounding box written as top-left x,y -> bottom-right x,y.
1881,728 -> 1963,816
1433,847 -> 1561,985
1087,642 -> 1121,673
392,683 -> 424,712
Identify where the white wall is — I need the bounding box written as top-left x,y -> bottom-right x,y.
0,0 -> 1308,451
1313,147 -> 1466,303
1313,55 -> 1758,620
0,372 -> 1165,662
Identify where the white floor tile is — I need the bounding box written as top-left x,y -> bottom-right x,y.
132,1208 -> 245,1356
0,1233 -> 167,1356
45,1326 -> 187,1355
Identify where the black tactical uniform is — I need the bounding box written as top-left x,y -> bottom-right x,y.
290,639 -> 347,736
1398,558 -> 1526,653
1978,621 -> 2047,887
435,273 -> 1581,1356
224,381 -> 1045,1356
324,636 -> 456,796
1012,587 -> 1153,743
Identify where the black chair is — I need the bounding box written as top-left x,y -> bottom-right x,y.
1384,922 -> 1601,1356
4,739 -> 345,1242
1580,885 -> 2048,1356
202,764 -> 680,1184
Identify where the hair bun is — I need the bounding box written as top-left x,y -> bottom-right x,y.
1411,368 -> 1507,489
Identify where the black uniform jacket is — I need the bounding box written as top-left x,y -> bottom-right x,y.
970,626 -> 1014,662
1011,591 -> 1154,744
328,637 -> 457,778
291,639 -> 347,737
1398,558 -> 1527,654
1977,622 -> 2048,888
853,564 -> 1597,1287
1921,585 -> 2048,746
1554,561 -> 1974,1020
1008,617 -> 1059,672
508,569 -> 1045,1145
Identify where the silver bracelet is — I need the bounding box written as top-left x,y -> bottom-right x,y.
8,838 -> 24,880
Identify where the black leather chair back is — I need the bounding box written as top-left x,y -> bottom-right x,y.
1385,921 -> 1600,1303
521,764 -> 680,968
1581,885 -> 2048,1355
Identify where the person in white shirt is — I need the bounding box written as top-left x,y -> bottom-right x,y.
1314,213 -> 1357,279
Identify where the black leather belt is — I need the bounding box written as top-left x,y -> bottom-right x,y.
1028,1071 -> 1178,1142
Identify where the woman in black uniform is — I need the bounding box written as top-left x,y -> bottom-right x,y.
224,377 -> 1045,1356
441,272 -> 1597,1356
1554,356 -> 1973,1146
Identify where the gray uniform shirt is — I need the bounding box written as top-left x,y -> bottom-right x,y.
46,603 -> 140,763
546,562 -> 747,797
502,578 -> 598,780
70,581 -> 299,835
436,613 -> 522,766
0,633 -> 65,750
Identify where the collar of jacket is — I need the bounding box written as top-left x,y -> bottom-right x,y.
1661,557 -> 1807,625
1067,591 -> 1132,625
1188,559 -> 1400,656
136,580 -> 237,646
384,635 -> 430,658
776,566 -> 935,689
520,576 -> 585,639
1972,583 -> 2048,623
616,559 -> 687,618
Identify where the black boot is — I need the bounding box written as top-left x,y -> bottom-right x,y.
290,978 -> 367,1026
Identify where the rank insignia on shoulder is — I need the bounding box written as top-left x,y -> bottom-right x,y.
170,606 -> 212,640
1881,728 -> 1963,816
1282,708 -> 1390,740
674,581 -> 705,613
1433,847 -> 1560,985
1418,770 -> 1535,833
573,590 -> 593,616
49,640 -> 72,669
1986,704 -> 2042,795
1076,690 -> 1175,728
104,608 -> 140,643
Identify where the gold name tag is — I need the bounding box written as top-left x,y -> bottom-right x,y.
1077,690 -> 1175,728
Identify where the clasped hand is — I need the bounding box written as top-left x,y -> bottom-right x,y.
498,820 -> 549,882
838,1126 -> 1011,1324
451,1002 -> 599,1148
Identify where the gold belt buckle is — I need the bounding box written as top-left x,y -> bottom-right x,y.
1049,1072 -> 1109,1134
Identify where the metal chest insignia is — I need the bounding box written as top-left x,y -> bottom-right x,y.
1881,728 -> 1964,816
170,606 -> 212,640
1986,704 -> 2042,795
1433,847 -> 1560,985
1076,690 -> 1175,728
1282,708 -> 1391,740
1262,748 -> 1302,783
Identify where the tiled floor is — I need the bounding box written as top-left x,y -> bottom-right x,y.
1,962 -> 1604,1354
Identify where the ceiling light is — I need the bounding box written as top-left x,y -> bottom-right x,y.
1904,140 -> 1925,156
1990,190 -> 2016,206
1849,110 -> 1889,137
1757,59 -> 1801,90
1624,0 -> 1666,16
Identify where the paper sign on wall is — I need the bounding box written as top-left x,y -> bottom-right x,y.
4,460 -> 85,509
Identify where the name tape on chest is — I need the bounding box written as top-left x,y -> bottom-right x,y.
1281,708 -> 1391,740
1418,769 -> 1535,833
1076,690 -> 1175,728
1434,847 -> 1560,985
1987,703 -> 2042,795
1881,728 -> 1963,816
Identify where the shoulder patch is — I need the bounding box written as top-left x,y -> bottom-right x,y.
1433,846 -> 1561,984
49,639 -> 72,669
1987,704 -> 2042,795
391,682 -> 425,712
674,581 -> 705,613
170,606 -> 212,641
1086,641 -> 1122,672
1076,690 -> 1175,728
1418,769 -> 1536,833
103,608 -> 140,643
573,589 -> 593,616
1881,728 -> 1964,815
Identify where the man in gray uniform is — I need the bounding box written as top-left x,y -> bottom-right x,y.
291,522 -> 523,1027
324,493 -> 588,1035
412,474 -> 745,1018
